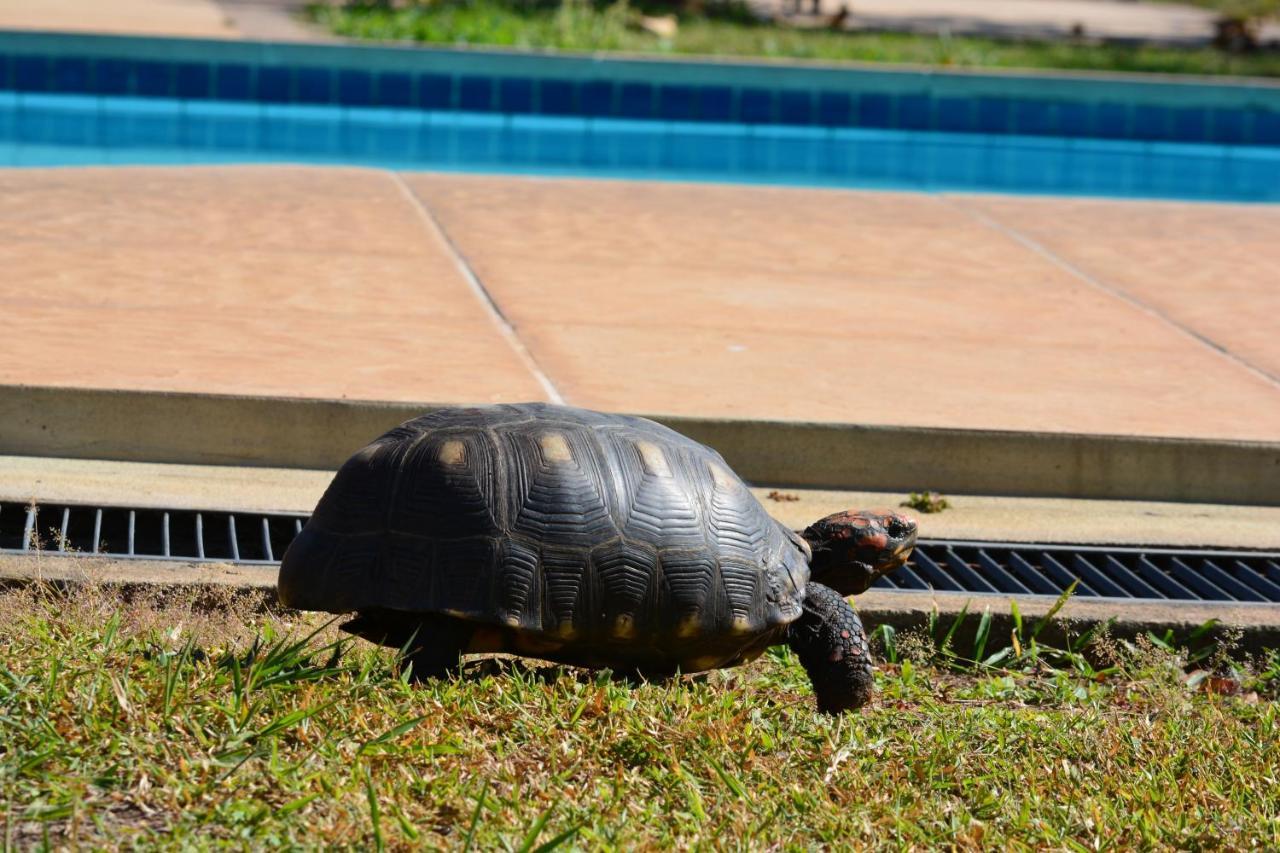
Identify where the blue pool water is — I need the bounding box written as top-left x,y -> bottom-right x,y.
4,91 -> 1278,201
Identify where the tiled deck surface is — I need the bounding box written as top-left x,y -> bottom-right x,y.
2,165 -> 1278,442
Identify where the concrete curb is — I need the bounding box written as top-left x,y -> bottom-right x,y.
3,556 -> 1276,654
3,384 -> 1279,505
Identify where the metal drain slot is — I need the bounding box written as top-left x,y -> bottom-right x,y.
870,541 -> 1280,604
3,501 -> 1278,603
0,501 -> 305,567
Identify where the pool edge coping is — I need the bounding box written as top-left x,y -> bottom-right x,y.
3,384 -> 1277,506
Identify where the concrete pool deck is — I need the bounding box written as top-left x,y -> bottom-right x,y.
2,165 -> 1278,429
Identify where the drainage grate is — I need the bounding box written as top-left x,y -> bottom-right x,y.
0,500 -> 305,566
873,540 -> 1280,604
3,501 -> 1279,603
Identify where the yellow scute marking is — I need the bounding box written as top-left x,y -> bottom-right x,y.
676,615 -> 702,638
708,463 -> 738,490
635,440 -> 672,476
540,433 -> 573,463
437,439 -> 466,466
612,615 -> 636,639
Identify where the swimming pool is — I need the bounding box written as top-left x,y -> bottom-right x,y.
2,31 -> 1279,201
5,91 -> 1278,200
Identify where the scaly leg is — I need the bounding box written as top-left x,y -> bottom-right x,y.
786,583 -> 874,713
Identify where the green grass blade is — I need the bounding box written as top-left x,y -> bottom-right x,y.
277,793 -> 320,816
706,755 -> 748,800
939,600 -> 971,659
517,802 -> 557,853
531,827 -> 580,853
1030,581 -> 1078,641
364,766 -> 384,853
462,780 -> 489,853
972,607 -> 993,664
358,715 -> 428,756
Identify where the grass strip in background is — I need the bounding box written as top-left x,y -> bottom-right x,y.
310,0 -> 1280,78
1,581 -> 1277,847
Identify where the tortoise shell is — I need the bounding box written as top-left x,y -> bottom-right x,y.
278,403 -> 810,671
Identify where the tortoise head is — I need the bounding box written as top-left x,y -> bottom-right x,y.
800,509 -> 918,597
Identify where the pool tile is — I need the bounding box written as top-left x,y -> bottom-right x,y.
1133,105 -> 1170,140
537,79 -> 575,115
1013,100 -> 1054,135
698,86 -> 733,121
618,82 -> 654,119
778,90 -> 813,126
91,59 -> 128,95
418,74 -> 453,109
208,111 -> 257,149
14,57 -> 49,92
1210,108 -> 1245,144
458,76 -> 494,111
857,93 -> 892,128
1171,108 -> 1206,143
374,72 -> 412,107
656,85 -> 694,121
579,81 -> 614,116
175,63 -> 212,99
739,88 -> 774,124
1057,102 -> 1090,137
896,94 -> 932,130
816,92 -> 852,126
338,70 -> 373,106
350,119 -> 413,159
498,78 -> 533,113
1254,109 -> 1280,145
103,106 -> 181,147
22,104 -> 97,145
135,61 -> 173,97
296,67 -> 332,104
975,97 -> 1011,133
935,97 -> 973,132
256,67 -> 292,103
215,64 -> 252,101
1095,103 -> 1129,139
52,58 -> 90,93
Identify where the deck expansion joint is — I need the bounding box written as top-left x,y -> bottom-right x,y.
388,172 -> 566,405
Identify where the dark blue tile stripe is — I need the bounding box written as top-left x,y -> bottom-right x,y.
1,51 -> 1276,147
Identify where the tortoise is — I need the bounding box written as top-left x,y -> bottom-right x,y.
278,403 -> 917,713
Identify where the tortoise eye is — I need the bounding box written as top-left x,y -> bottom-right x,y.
884,516 -> 913,538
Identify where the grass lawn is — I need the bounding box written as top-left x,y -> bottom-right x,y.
2,582 -> 1277,848
309,0 -> 1280,78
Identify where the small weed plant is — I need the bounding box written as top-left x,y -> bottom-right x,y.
1,580 -> 1276,847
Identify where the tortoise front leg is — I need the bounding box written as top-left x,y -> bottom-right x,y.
786,583 -> 874,713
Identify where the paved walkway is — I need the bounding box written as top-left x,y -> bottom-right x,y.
776,0 -> 1280,45
1,165 -> 1277,442
0,0 -> 327,41
0,0 -> 238,39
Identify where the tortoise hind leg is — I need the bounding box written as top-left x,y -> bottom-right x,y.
402,616 -> 474,682
342,610 -> 473,682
